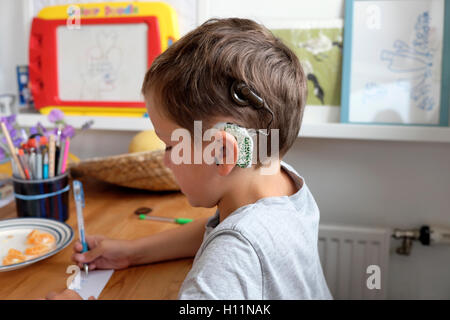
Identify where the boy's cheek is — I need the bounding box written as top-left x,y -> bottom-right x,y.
163,151 -> 172,168
172,167 -> 214,202
169,164 -> 193,193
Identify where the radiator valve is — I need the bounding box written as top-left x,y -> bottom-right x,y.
392,225 -> 450,255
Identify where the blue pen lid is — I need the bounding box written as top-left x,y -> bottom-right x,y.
73,180 -> 85,208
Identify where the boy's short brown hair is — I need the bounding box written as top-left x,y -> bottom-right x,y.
142,18 -> 307,160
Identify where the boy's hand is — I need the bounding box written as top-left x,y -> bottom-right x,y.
72,235 -> 133,271
45,289 -> 94,300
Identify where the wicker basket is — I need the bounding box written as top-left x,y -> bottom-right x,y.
69,150 -> 179,191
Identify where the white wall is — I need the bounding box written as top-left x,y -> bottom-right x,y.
0,0 -> 449,299
0,0 -> 28,94
284,138 -> 450,299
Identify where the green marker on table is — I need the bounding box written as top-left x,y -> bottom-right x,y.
139,214 -> 193,225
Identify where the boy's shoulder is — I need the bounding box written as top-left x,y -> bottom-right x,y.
201,161 -> 320,251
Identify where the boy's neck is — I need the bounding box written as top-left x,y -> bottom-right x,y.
217,161 -> 299,222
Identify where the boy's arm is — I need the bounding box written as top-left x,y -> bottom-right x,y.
129,216 -> 210,266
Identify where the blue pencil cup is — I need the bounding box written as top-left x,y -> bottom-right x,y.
12,172 -> 70,222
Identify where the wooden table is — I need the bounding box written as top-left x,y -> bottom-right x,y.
0,177 -> 216,299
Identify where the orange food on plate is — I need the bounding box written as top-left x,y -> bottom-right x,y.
26,230 -> 40,243
2,248 -> 26,266
24,244 -> 51,257
6,248 -> 23,257
26,229 -> 55,246
1,230 -> 57,267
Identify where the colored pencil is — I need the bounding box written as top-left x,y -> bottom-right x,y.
1,122 -> 25,179
57,139 -> 65,175
61,138 -> 70,174
49,135 -> 56,178
18,149 -> 30,180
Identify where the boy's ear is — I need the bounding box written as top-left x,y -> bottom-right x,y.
214,130 -> 238,176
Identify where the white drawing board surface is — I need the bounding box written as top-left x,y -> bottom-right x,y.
57,23 -> 148,102
348,0 -> 444,125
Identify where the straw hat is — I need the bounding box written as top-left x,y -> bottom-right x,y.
69,150 -> 179,191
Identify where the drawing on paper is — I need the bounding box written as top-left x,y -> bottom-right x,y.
271,25 -> 343,107
57,23 -> 148,102
380,11 -> 437,112
80,30 -> 123,100
347,0 -> 445,125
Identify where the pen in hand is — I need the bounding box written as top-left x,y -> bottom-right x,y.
73,180 -> 89,276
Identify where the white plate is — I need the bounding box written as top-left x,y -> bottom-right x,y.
0,218 -> 74,272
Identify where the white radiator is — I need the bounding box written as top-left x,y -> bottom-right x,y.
318,224 -> 391,300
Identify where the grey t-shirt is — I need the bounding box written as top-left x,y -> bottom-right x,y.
178,161 -> 332,300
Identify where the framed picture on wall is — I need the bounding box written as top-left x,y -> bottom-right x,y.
340,0 -> 450,126
271,19 -> 344,109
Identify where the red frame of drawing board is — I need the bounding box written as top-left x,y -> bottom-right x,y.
29,16 -> 161,112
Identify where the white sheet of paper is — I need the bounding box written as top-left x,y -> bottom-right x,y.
68,269 -> 114,300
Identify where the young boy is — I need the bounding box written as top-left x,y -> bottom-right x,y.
47,18 -> 332,300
